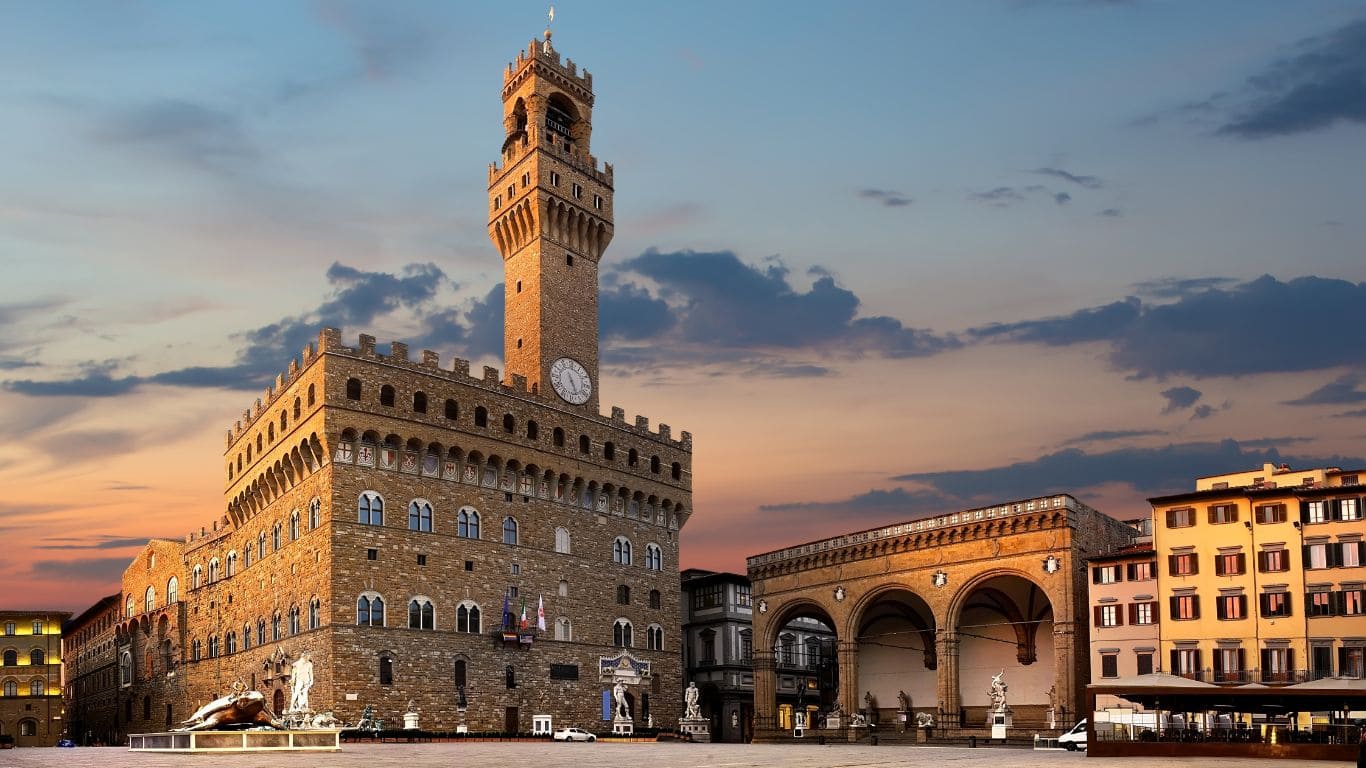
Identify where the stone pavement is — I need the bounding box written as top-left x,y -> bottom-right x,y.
0,742 -> 1351,768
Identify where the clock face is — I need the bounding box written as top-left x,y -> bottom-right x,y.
549,357 -> 592,405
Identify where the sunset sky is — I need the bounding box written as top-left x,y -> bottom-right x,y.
4,2 -> 1366,613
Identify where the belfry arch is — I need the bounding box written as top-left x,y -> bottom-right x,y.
946,571 -> 1056,726
754,600 -> 838,732
851,587 -> 938,722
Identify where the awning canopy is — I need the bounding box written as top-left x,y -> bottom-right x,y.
1089,675 -> 1366,714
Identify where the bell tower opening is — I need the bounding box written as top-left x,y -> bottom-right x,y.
488,32 -> 613,412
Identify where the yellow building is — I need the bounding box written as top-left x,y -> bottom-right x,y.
0,610 -> 69,747
1150,463 -> 1365,685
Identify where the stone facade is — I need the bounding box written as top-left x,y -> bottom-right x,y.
88,32 -> 693,737
0,610 -> 69,746
746,495 -> 1133,742
62,594 -> 121,744
681,569 -> 756,742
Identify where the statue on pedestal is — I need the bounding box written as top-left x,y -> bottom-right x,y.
684,681 -> 702,720
988,670 -> 1009,713
613,680 -> 630,719
176,681 -> 282,731
289,652 -> 314,713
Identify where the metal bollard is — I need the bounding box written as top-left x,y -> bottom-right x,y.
970,735 -> 977,748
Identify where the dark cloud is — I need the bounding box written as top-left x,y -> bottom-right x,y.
36,535 -> 149,551
1131,276 -> 1236,299
1098,208 -> 1123,218
1053,192 -> 1072,205
857,189 -> 912,207
1216,19 -> 1366,139
6,262 -> 453,396
1061,429 -> 1163,445
761,487 -> 954,517
312,0 -> 439,82
28,557 -> 128,582
0,358 -> 38,370
968,186 -> 1025,205
32,429 -> 139,465
891,439 -> 1366,502
1239,436 -> 1314,449
1191,404 -> 1215,420
1284,374 -> 1366,406
970,297 -> 1141,345
614,250 -> 957,363
96,99 -> 257,169
601,283 -> 675,341
1161,385 -> 1203,413
970,274 -> 1366,378
1031,167 -> 1103,189
1340,408 -> 1366,418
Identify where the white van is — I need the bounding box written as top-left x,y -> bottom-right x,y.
1058,719 -> 1087,751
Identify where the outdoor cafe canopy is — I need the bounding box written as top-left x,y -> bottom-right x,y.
1089,674 -> 1366,715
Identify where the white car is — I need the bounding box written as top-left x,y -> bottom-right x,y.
1058,719 -> 1087,751
552,727 -> 597,742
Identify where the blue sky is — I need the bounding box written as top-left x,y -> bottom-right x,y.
3,1 -> 1366,609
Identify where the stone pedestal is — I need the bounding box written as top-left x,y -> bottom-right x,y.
990,710 -> 1012,740
679,717 -> 710,742
612,716 -> 633,736
403,712 -> 419,730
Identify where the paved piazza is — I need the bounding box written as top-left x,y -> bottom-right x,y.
1,742 -> 1350,768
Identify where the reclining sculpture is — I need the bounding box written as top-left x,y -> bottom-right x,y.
176,682 -> 282,731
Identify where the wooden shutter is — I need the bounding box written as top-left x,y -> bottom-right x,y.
1115,605 -> 1124,626
1150,601 -> 1160,624
1208,506 -> 1218,524
1166,509 -> 1177,527
1194,649 -> 1203,675
1215,556 -> 1225,576
1259,593 -> 1270,616
1285,649 -> 1294,674
1168,554 -> 1178,575
1192,595 -> 1201,619
1093,605 -> 1103,626
1190,554 -> 1199,575
1238,595 -> 1248,618
1328,543 -> 1344,568
1169,595 -> 1179,619
1126,562 -> 1135,581
1236,553 -> 1246,574
1170,649 -> 1180,674
1299,501 -> 1310,524
1257,551 -> 1268,572
1128,603 -> 1138,624
1213,650 -> 1224,674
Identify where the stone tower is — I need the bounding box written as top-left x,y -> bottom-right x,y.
489,31 -> 614,414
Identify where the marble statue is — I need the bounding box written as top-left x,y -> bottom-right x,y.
915,711 -> 936,728
289,652 -> 314,712
684,681 -> 701,720
613,680 -> 630,719
897,690 -> 910,712
988,670 -> 1008,713
176,681 -> 281,731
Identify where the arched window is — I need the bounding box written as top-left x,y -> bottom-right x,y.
18,718 -> 37,736
379,385 -> 395,407
309,598 -> 321,630
256,619 -> 266,646
144,586 -> 155,613
307,383 -> 316,406
191,565 -> 202,591
126,595 -> 135,617
413,391 -> 427,413
379,654 -> 394,686
408,500 -> 433,532
474,406 -> 488,427
456,602 -> 481,634
309,497 -> 321,529
502,517 -> 518,545
505,664 -> 516,689
526,420 -> 538,440
628,448 -> 638,467
226,551 -> 238,577
272,611 -> 282,640
272,523 -> 281,551
578,434 -> 590,454
671,462 -> 682,481
454,658 -> 467,688
616,585 -> 631,605
207,635 -> 220,658
457,507 -> 480,539
613,619 -> 633,648
2,650 -> 15,666
645,544 -> 663,571
289,605 -> 300,635
225,632 -> 237,654
167,577 -> 178,605
558,579 -> 569,597
651,455 -> 660,474
553,427 -> 565,447
208,558 -> 220,583
555,617 -> 572,641
242,624 -> 252,650
292,398 -> 301,420
613,537 -> 632,565
502,414 -> 515,433
408,598 -> 434,630
604,442 -> 615,460
119,650 -> 132,681
647,624 -> 663,651
649,589 -> 661,609
2,679 -> 16,696
554,527 -> 571,554
346,378 -> 361,400
357,594 -> 385,627
190,641 -> 201,662
290,510 -> 300,540
444,399 -> 458,420
359,492 -> 383,525
30,678 -> 44,696
29,649 -> 44,666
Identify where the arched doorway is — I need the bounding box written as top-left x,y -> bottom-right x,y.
766,604 -> 837,731
854,588 -> 937,726
273,688 -> 285,716
954,574 -> 1054,727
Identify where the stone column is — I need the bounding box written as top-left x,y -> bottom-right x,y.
837,639 -> 860,720
1052,620 -> 1078,726
936,630 -> 961,728
751,649 -> 776,734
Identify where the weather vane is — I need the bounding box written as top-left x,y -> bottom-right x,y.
544,5 -> 555,48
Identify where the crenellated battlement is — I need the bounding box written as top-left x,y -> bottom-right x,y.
503,37 -> 593,95
488,125 -> 614,187
225,333 -> 324,448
